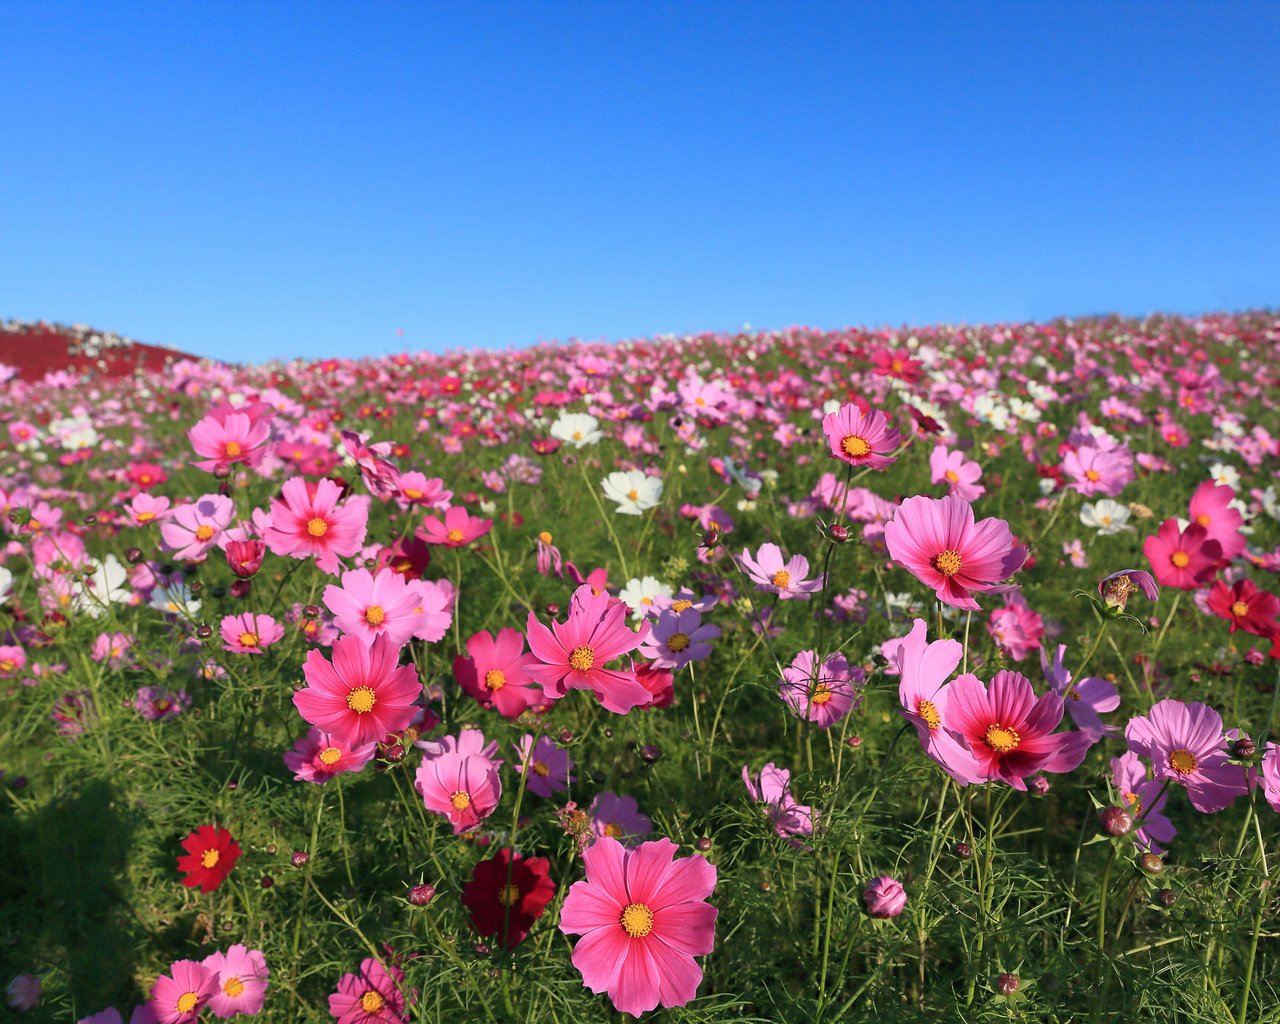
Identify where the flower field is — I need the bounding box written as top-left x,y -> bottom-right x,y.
3,311 -> 1280,1022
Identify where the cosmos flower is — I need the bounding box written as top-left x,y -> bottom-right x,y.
778,650 -> 860,728
327,958 -> 407,1024
742,763 -> 815,845
1079,498 -> 1132,535
283,727 -> 378,784
514,734 -> 574,798
738,543 -> 824,600
550,412 -> 603,448
454,628 -> 543,717
220,612 -> 284,655
638,606 -> 720,670
559,837 -> 717,1017
188,404 -> 272,474
929,445 -> 985,501
1124,699 -> 1249,813
1142,520 -> 1222,590
420,506 -> 492,547
200,945 -> 270,1019
149,961 -> 220,1024
160,495 -> 236,561
176,825 -> 242,893
1206,579 -> 1280,637
821,403 -> 901,470
601,470 -> 664,515
461,848 -> 557,949
416,750 -> 502,833
1111,751 -> 1177,853
323,568 -> 428,647
586,791 -> 653,846
265,478 -> 370,576
292,634 -> 422,747
1188,480 -> 1246,561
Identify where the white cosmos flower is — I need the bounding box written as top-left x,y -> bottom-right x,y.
73,556 -> 130,618
1208,462 -> 1241,491
1080,498 -> 1132,535
149,580 -> 202,618
618,576 -> 674,621
601,470 -> 663,516
550,412 -> 603,448
0,565 -> 12,606
1260,486 -> 1280,521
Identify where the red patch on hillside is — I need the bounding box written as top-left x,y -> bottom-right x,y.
0,323 -> 194,381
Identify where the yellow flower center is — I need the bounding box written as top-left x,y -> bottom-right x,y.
404,488 -> 423,499
671,599 -> 693,612
238,631 -> 259,648
346,686 -> 377,713
984,724 -> 1021,753
224,441 -> 242,457
667,632 -> 690,652
568,645 -> 595,672
306,517 -> 328,537
1169,749 -> 1198,775
360,991 -> 384,1013
603,822 -> 623,838
627,488 -> 639,501
572,430 -> 583,441
195,524 -> 215,541
1123,791 -> 1143,815
917,698 -> 941,731
498,883 -> 521,906
1231,601 -> 1249,617
137,511 -> 156,522
1170,551 -> 1191,568
841,435 -> 871,458
945,469 -> 959,483
201,848 -> 220,868
176,992 -> 199,1014
770,569 -> 791,589
1085,468 -> 1101,482
484,669 -> 507,690
538,531 -> 553,544
446,528 -> 465,543
223,976 -> 245,998
450,790 -> 471,810
319,746 -> 343,765
1195,513 -> 1211,527
532,760 -> 551,777
364,605 -> 386,626
811,683 -> 833,706
933,549 -> 963,576
620,902 -> 654,938
0,659 -> 13,673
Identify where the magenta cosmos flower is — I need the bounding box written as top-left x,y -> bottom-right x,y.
742,763 -> 815,845
821,403 -> 901,470
1124,699 -> 1249,813
929,445 -> 985,502
149,960 -> 220,1024
265,478 -> 370,576
292,634 -> 421,747
945,670 -> 1090,790
220,612 -> 284,655
200,944 -> 269,1018
188,405 -> 272,474
323,568 -> 426,647
328,957 -> 406,1024
1111,751 -> 1176,853
1062,443 -> 1134,498
454,627 -> 542,717
559,837 -> 717,1017
738,543 -> 824,600
1142,519 -> 1222,590
525,584 -> 652,713
778,650 -> 860,728
415,749 -> 502,833
421,506 -> 492,548
1188,480 -> 1246,561
886,618 -> 983,785
283,727 -> 378,784
884,494 -> 1027,611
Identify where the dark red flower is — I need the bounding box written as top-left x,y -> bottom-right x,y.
177,825 -> 242,892
1207,579 -> 1280,638
461,848 -> 555,949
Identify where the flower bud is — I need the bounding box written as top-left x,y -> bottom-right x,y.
1230,737 -> 1256,760
954,841 -> 973,860
996,973 -> 1020,996
827,523 -> 850,544
290,850 -> 310,868
1098,806 -> 1133,837
1157,887 -> 1176,906
1139,852 -> 1164,875
862,875 -> 908,919
408,883 -> 436,906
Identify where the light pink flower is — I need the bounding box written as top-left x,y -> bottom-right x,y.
201,944 -> 269,1018
220,613 -> 284,655
929,445 -> 985,501
738,543 -> 824,600
323,568 -> 426,647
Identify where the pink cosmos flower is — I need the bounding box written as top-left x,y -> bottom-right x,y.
393,471 -> 452,509
128,493 -> 171,526
1063,538 -> 1089,569
778,650 -> 860,728
160,495 -> 235,561
945,670 -> 1091,790
224,539 -> 265,579
587,791 -> 652,846
188,404 -> 272,474
1098,568 -> 1159,610
1111,751 -> 1176,853
91,632 -> 134,669
1062,444 -> 1134,497
292,634 -> 421,747
405,578 -> 454,643
454,627 -> 542,717
1039,644 -> 1118,741
887,618 -> 983,784
416,749 -> 502,833
559,837 -> 717,1017
638,607 -> 720,670
328,957 -> 406,1024
1188,480 -> 1246,561
421,506 -> 492,547
1142,520 -> 1222,590
265,478 -> 370,576
929,445 -> 985,502
742,763 -> 816,845
1124,699 -> 1249,813
738,543 -> 824,600
220,613 -> 284,655
283,727 -> 378,784
339,430 -> 400,498
134,686 -> 192,721
525,584 -> 652,713
986,593 -> 1044,662
821,403 -> 901,470
323,568 -> 426,647
149,960 -> 220,1024
1261,743 -> 1280,814
415,726 -> 500,762
884,494 -> 1028,610
0,645 -> 27,679
201,944 -> 269,1018
514,734 -> 574,797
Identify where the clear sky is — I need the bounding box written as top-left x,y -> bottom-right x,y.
1,2 -> 1276,363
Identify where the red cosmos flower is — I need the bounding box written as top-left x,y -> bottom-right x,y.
1142,519 -> 1222,590
224,539 -> 266,578
177,825 -> 242,892
461,848 -> 556,949
1207,579 -> 1280,638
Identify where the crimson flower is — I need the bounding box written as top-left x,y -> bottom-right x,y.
177,825 -> 242,892
461,848 -> 556,949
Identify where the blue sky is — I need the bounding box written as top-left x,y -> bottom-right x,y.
1,2 -> 1276,362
